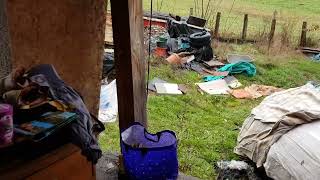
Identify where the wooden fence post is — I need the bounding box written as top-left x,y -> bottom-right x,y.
214,12 -> 221,38
190,8 -> 193,16
268,18 -> 277,50
300,21 -> 307,47
241,14 -> 248,41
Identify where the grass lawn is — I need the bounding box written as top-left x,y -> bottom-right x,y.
99,42 -> 320,179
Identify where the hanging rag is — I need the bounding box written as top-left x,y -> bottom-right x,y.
218,62 -> 256,77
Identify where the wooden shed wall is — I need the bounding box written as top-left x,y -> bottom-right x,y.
6,0 -> 106,114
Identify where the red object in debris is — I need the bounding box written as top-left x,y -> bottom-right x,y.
155,47 -> 167,58
143,17 -> 167,28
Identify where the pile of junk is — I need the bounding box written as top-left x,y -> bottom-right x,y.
0,65 -> 105,165
144,12 -> 214,64
101,12 -> 215,81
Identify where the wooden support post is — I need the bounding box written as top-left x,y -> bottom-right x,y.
268,18 -> 277,50
201,0 -> 204,18
190,8 -> 193,16
0,0 -> 11,78
214,12 -> 221,38
241,14 -> 248,41
110,0 -> 147,130
300,21 -> 307,47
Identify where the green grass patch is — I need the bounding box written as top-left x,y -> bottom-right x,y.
99,43 -> 320,179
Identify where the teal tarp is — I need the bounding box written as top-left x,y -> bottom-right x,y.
202,62 -> 256,82
218,62 -> 256,77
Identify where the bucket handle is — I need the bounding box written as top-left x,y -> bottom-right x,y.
144,129 -> 161,143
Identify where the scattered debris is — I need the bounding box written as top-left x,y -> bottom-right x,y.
202,68 -> 229,77
203,75 -> 225,82
102,50 -> 114,79
155,83 -> 183,95
216,160 -> 259,180
230,84 -> 282,99
203,60 -> 225,68
300,47 -> 320,55
144,26 -> 168,53
230,89 -> 252,99
166,53 -> 195,65
196,79 -> 230,95
155,47 -> 167,57
227,54 -> 254,64
187,16 -> 206,27
224,76 -> 242,89
148,78 -> 168,92
178,84 -> 188,94
99,80 -> 118,123
312,53 -> 320,61
219,62 -> 256,77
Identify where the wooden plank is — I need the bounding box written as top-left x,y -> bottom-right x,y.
110,0 -> 147,130
105,12 -> 114,45
28,150 -> 94,180
0,0 -> 11,78
0,144 -> 79,179
300,21 -> 307,47
241,14 -> 248,41
214,12 -> 221,38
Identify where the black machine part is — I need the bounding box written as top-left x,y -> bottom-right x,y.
189,31 -> 211,48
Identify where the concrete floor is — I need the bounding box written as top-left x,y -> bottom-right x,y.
96,153 -> 198,180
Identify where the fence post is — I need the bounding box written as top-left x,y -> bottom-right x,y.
300,21 -> 307,47
241,14 -> 248,41
214,12 -> 221,38
190,8 -> 193,16
268,18 -> 277,50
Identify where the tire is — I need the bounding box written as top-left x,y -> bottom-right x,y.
189,31 -> 211,48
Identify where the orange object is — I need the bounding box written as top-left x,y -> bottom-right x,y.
155,47 -> 167,58
166,53 -> 180,64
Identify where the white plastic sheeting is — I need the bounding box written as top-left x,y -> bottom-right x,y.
264,120 -> 320,180
98,80 -> 118,123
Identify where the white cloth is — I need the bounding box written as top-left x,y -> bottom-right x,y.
264,121 -> 320,180
235,83 -> 320,167
252,83 -> 320,123
98,80 -> 118,123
